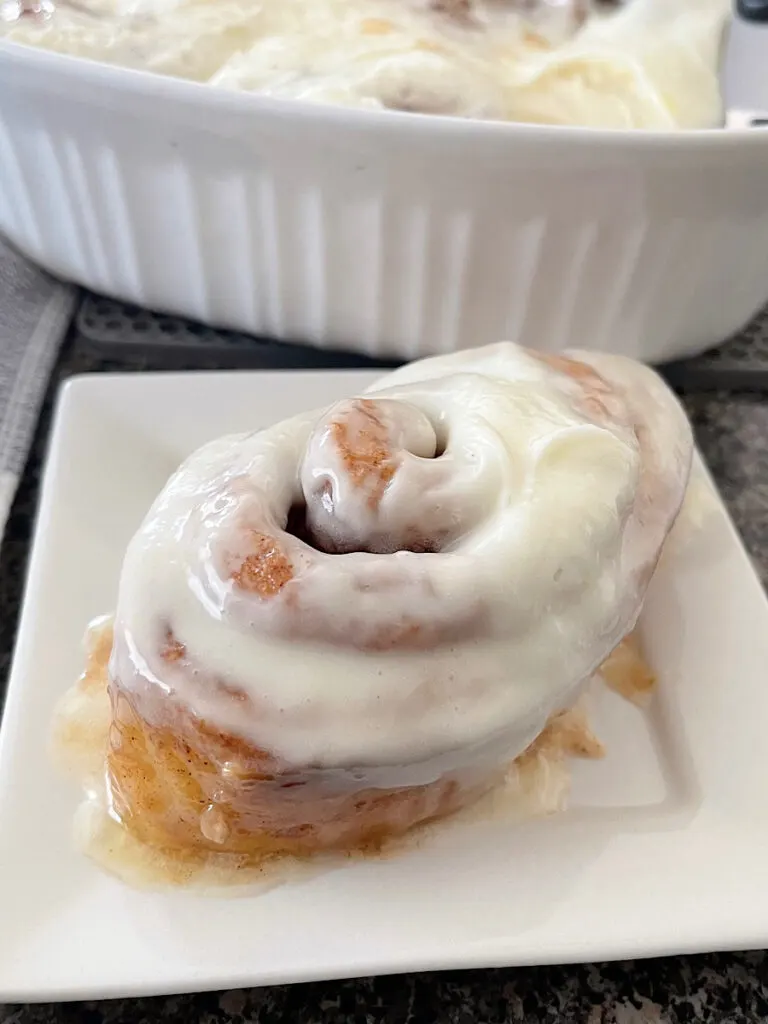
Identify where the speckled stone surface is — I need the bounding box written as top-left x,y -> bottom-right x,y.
1,319 -> 767,1023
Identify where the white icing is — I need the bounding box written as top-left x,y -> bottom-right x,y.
110,342 -> 692,787
3,0 -> 729,129
502,0 -> 728,129
211,0 -> 728,127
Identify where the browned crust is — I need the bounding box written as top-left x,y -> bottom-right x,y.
105,680 -> 481,858
81,623 -> 654,861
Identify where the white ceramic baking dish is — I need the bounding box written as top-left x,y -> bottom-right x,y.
2,38 -> 768,362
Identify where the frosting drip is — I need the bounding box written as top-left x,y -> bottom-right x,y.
110,343 -> 692,784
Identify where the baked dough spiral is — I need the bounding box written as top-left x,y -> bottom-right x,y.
106,342 -> 691,855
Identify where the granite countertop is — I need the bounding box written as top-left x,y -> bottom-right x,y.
1,322 -> 767,1024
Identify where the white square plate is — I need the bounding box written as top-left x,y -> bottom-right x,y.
2,370 -> 768,1003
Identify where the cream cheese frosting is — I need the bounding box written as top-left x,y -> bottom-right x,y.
2,0 -> 729,128
109,343 -> 692,788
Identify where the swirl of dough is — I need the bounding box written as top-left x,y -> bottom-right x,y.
110,342 -> 691,785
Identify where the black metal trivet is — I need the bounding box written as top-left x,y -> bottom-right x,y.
75,291 -> 768,391
76,294 -> 399,372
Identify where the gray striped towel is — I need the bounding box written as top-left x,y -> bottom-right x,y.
0,238 -> 76,538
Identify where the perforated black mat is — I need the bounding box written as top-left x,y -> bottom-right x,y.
75,292 -> 768,390
76,294 -> 399,371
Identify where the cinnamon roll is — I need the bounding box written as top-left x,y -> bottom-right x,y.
2,0 -> 728,129
59,342 -> 692,871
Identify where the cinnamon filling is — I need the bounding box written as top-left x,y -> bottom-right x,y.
230,532 -> 294,596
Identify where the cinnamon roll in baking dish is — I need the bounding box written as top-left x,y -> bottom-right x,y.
58,342 -> 692,871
